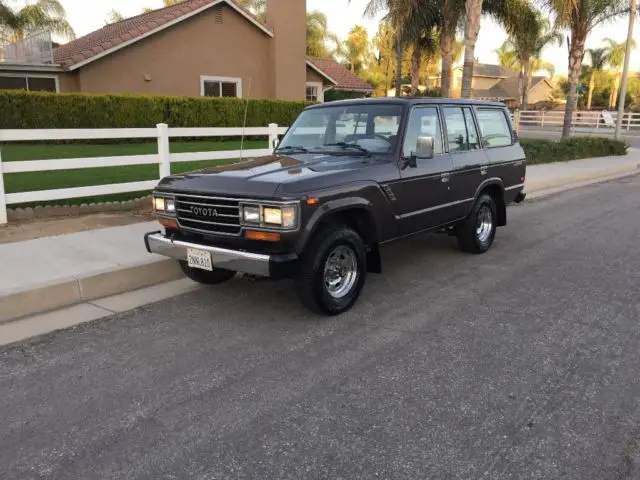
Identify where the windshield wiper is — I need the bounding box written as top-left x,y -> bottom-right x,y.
276,145 -> 308,153
323,142 -> 370,154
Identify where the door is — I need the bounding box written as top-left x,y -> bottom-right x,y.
441,105 -> 489,219
389,105 -> 455,235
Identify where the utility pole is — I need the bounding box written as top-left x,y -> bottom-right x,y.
614,0 -> 637,139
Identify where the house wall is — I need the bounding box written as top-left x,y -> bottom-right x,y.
75,5 -> 274,98
527,81 -> 553,105
267,0 -> 306,100
306,68 -> 326,84
58,72 -> 79,92
473,77 -> 501,90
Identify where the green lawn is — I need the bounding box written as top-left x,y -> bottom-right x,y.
1,139 -> 266,206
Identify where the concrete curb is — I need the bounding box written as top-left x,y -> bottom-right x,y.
0,259 -> 183,324
524,163 -> 640,194
526,168 -> 640,200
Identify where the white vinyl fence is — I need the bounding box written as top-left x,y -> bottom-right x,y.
511,110 -> 640,132
0,123 -> 287,225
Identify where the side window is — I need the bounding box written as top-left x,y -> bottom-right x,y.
402,107 -> 443,157
462,107 -> 480,149
475,108 -> 513,148
442,107 -> 469,152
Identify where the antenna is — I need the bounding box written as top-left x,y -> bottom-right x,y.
240,77 -> 252,161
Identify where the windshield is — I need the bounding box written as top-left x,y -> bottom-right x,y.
277,104 -> 404,155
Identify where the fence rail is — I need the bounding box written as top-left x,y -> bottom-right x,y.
1,109 -> 639,225
511,110 -> 640,131
0,123 -> 286,224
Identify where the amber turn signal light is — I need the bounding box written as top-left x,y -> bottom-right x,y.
158,217 -> 178,229
245,230 -> 281,242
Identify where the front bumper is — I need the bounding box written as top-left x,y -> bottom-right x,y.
144,231 -> 297,278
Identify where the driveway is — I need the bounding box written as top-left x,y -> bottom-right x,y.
1,175 -> 640,479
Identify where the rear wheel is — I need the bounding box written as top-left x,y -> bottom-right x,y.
179,261 -> 236,284
296,225 -> 367,315
456,193 -> 497,254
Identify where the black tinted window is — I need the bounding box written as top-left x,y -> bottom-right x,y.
402,107 -> 443,157
475,108 -> 513,147
443,107 -> 470,152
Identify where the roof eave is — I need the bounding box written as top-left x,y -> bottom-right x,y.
305,60 -> 338,85
65,0 -> 273,71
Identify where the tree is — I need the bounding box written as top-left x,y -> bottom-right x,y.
495,41 -> 519,71
585,47 -> 607,109
344,25 -> 371,73
371,21 -> 397,95
0,0 -> 75,44
306,10 -> 341,58
603,37 -> 636,108
508,12 -> 562,109
106,9 -> 125,24
234,0 -> 266,20
542,0 -> 629,138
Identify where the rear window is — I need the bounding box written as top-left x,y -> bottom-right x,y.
475,108 -> 513,148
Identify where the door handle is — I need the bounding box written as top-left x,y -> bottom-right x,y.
441,173 -> 450,183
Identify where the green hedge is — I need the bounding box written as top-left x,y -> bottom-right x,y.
521,137 -> 628,164
0,90 -> 313,129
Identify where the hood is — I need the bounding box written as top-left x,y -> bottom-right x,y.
155,152 -> 388,198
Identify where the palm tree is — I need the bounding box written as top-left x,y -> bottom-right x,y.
306,10 -> 341,58
234,0 -> 266,19
585,47 -> 607,109
495,41 -> 519,71
603,37 -> 636,108
0,0 -> 75,44
344,25 -> 370,73
510,13 -> 562,109
106,9 -> 125,24
409,28 -> 438,94
460,0 -> 539,99
541,0 -> 629,138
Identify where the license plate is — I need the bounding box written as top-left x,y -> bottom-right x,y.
187,248 -> 213,271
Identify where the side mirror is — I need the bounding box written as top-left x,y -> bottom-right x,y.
272,134 -> 285,150
416,136 -> 434,159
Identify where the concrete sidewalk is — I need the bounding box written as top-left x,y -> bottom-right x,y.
1,152 -> 639,323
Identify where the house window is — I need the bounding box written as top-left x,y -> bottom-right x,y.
0,74 -> 58,92
306,82 -> 323,102
200,76 -> 242,98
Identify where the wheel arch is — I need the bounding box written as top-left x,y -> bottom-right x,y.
474,178 -> 507,227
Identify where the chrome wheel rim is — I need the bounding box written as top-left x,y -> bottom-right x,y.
476,205 -> 493,243
324,245 -> 358,299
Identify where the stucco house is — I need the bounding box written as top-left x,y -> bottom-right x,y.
390,63 -> 555,108
0,0 -> 372,102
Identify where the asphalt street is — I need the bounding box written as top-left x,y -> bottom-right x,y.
2,174 -> 640,480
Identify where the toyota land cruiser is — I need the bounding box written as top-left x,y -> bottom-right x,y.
144,98 -> 526,315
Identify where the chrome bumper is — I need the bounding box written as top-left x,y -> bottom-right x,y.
144,232 -> 272,277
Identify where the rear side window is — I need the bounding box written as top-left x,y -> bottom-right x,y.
475,108 -> 513,148
442,107 -> 469,152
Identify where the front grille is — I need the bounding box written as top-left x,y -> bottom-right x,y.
175,194 -> 241,236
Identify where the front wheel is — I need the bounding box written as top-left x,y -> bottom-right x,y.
179,261 -> 236,284
296,225 -> 367,315
456,193 -> 497,254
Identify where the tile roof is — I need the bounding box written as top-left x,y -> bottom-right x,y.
53,0 -> 271,69
472,63 -> 518,78
307,57 -> 373,92
473,76 -> 551,100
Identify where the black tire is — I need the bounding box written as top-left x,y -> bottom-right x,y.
295,224 -> 367,316
179,261 -> 236,284
456,193 -> 498,254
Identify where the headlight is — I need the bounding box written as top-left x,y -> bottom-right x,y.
243,206 -> 260,223
241,204 -> 298,229
153,196 -> 175,214
263,207 -> 296,228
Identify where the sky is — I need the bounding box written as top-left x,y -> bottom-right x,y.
57,0 -> 639,75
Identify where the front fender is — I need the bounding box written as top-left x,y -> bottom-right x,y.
295,196 -> 381,254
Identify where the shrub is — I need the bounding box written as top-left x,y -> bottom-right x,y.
521,137 -> 628,164
0,90 -> 313,129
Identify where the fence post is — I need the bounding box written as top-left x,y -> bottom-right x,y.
540,111 -> 545,128
0,148 -> 7,225
513,110 -> 521,135
268,123 -> 279,151
627,113 -> 632,131
157,123 -> 171,178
